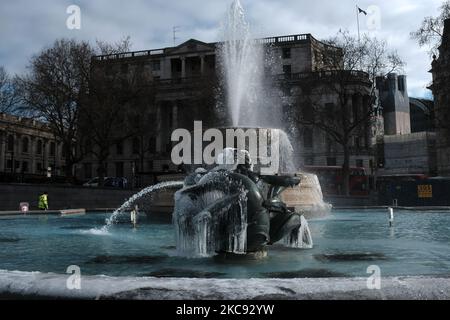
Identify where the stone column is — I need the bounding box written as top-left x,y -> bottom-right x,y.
200,55 -> 205,75
155,102 -> 162,153
172,101 -> 178,130
0,131 -> 5,171
13,133 -> 19,174
181,57 -> 186,78
43,139 -> 48,174
30,136 -> 36,174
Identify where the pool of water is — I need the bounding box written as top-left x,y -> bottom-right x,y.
1,210 -> 449,278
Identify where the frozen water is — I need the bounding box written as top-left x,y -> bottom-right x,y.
282,215 -> 313,249
105,181 -> 184,227
173,172 -> 248,257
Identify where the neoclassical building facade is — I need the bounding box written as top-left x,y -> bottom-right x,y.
0,113 -> 66,180
79,33 -> 376,184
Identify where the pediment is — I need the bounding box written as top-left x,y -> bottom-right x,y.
166,39 -> 215,55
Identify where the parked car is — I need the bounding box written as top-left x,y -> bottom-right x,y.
104,177 -> 129,189
83,177 -> 128,189
83,177 -> 106,187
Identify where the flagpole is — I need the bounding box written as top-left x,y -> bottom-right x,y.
356,5 -> 360,42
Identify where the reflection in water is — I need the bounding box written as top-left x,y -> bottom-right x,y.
261,269 -> 347,278
314,252 -> 388,262
144,268 -> 226,278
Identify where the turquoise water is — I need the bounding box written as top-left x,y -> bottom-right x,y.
0,210 -> 449,278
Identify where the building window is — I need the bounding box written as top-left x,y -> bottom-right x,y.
22,161 -> 29,173
37,140 -> 43,155
132,138 -> 140,154
152,60 -> 161,71
121,64 -> 129,74
283,65 -> 292,74
115,162 -> 124,177
302,106 -> 314,122
282,48 -> 291,59
305,157 -> 314,166
22,137 -> 29,153
325,103 -> 334,119
134,161 -> 140,173
148,160 -> 154,172
50,142 -> 56,156
116,141 -> 123,155
172,59 -> 182,73
7,135 -> 14,152
327,157 -> 337,166
356,159 -> 364,168
85,139 -> 92,154
83,163 -> 92,179
37,162 -> 43,174
62,143 -> 68,159
6,160 -> 12,169
303,129 -> 313,148
149,137 -> 157,153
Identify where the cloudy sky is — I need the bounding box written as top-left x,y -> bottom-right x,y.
0,0 -> 445,98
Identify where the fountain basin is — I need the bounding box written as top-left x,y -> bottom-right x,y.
1,271 -> 450,299
1,209 -> 449,278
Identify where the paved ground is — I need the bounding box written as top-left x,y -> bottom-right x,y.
0,270 -> 449,300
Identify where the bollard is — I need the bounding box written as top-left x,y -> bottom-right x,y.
388,207 -> 394,227
131,205 -> 139,228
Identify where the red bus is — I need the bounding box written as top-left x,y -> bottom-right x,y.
303,166 -> 369,196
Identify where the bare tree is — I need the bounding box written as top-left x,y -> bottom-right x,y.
78,47 -> 155,186
292,31 -> 404,195
411,0 -> 450,57
95,36 -> 132,56
0,66 -> 20,114
16,39 -> 93,179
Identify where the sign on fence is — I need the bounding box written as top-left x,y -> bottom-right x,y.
20,202 -> 29,213
417,185 -> 433,198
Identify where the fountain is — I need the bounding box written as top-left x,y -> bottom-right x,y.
173,146 -> 314,258
104,0 -> 330,259
218,0 -> 264,127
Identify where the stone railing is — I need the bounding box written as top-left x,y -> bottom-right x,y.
93,49 -> 165,61
256,34 -> 310,45
278,70 -> 371,84
92,34 -> 315,61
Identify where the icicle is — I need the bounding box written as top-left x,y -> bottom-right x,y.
282,215 -> 313,249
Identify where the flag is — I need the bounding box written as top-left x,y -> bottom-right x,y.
358,6 -> 367,15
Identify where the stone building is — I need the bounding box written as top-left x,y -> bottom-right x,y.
0,113 -> 66,181
376,73 -> 411,135
79,34 -> 376,184
375,74 -> 437,176
378,132 -> 437,176
430,18 -> 450,176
